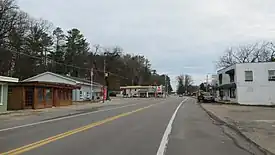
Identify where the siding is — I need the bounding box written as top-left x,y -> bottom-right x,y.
0,84 -> 8,112
236,63 -> 275,105
73,85 -> 102,101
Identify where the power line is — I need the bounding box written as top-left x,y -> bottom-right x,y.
6,50 -> 129,80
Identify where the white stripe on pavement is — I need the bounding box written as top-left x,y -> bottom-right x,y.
0,102 -> 142,132
156,98 -> 188,155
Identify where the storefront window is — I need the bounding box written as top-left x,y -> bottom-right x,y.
66,90 -> 69,100
68,91 -> 72,100
45,88 -> 52,103
58,90 -> 62,99
37,88 -> 44,104
63,91 -> 67,100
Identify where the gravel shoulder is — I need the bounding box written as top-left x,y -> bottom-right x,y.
201,103 -> 275,155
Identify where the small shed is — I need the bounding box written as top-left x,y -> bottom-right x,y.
8,81 -> 80,110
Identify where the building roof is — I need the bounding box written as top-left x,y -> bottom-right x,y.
217,62 -> 275,72
217,64 -> 237,73
23,72 -> 102,87
0,76 -> 19,83
10,81 -> 81,89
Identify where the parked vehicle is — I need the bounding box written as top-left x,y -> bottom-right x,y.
109,91 -> 117,97
197,92 -> 215,103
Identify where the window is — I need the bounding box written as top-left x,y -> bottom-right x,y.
0,84 -> 3,105
66,90 -> 70,99
268,70 -> 275,81
45,88 -> 52,103
218,74 -> 222,84
58,90 -> 62,100
245,71 -> 253,82
79,91 -> 83,99
8,87 -> 12,95
37,88 -> 44,104
63,91 -> 67,100
68,91 -> 72,100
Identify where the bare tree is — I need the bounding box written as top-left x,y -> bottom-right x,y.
217,41 -> 275,68
177,74 -> 193,93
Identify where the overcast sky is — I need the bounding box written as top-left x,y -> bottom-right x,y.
18,0 -> 275,89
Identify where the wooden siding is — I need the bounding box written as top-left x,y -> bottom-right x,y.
8,85 -> 74,110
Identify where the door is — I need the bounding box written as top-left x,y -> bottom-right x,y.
25,87 -> 34,109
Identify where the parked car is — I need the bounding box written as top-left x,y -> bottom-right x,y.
197,92 -> 215,103
109,91 -> 117,97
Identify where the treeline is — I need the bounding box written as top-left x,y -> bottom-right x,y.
0,0 -> 173,91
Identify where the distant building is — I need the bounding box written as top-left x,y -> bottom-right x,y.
217,62 -> 275,105
23,72 -> 103,101
211,74 -> 218,86
120,85 -> 166,98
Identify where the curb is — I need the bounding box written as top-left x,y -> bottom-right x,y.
0,110 -> 44,116
216,101 -> 275,108
198,103 -> 275,155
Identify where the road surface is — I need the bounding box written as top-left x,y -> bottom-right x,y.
0,97 -> 261,155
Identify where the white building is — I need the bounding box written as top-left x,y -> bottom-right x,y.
120,85 -> 166,98
217,62 -> 275,106
211,74 -> 218,86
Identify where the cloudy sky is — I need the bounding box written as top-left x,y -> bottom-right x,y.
18,0 -> 275,89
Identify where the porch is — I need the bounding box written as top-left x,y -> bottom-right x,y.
217,83 -> 238,103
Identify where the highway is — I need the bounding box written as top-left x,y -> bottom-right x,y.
0,97 -> 256,155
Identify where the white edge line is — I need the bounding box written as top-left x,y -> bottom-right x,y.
156,98 -> 188,155
0,102 -> 142,132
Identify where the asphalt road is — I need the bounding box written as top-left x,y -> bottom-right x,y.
0,97 -> 259,155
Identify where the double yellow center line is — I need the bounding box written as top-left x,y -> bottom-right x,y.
1,104 -> 155,155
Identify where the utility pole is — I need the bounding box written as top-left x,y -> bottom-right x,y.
164,74 -> 167,98
90,68 -> 93,101
166,75 -> 169,97
206,74 -> 209,92
103,57 -> 106,103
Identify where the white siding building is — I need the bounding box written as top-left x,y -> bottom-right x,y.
120,85 -> 166,98
23,72 -> 103,101
217,62 -> 275,106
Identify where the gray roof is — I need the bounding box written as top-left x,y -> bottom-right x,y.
61,74 -> 101,86
23,72 -> 102,86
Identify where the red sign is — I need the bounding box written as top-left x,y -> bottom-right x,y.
103,87 -> 107,100
157,86 -> 161,92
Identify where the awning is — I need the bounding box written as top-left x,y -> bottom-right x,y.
218,83 -> 236,89
225,69 -> 235,74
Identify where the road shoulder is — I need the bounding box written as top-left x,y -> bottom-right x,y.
200,103 -> 275,155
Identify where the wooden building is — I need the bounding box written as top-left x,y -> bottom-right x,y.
7,81 -> 80,110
